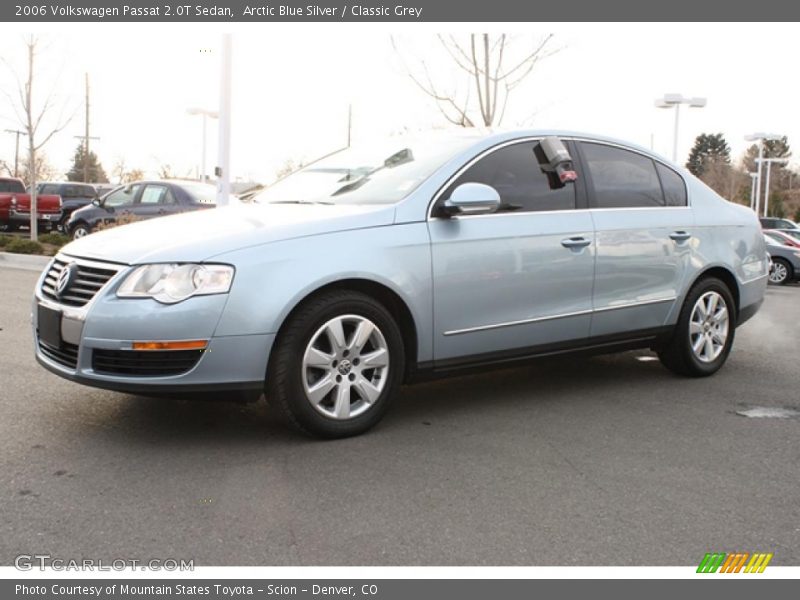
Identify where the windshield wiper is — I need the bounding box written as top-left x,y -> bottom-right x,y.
330,148 -> 415,197
268,200 -> 334,205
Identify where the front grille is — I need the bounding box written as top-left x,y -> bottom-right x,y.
38,340 -> 79,369
41,258 -> 118,307
92,349 -> 204,377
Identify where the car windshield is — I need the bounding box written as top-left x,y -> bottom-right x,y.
253,136 -> 477,206
182,183 -> 218,204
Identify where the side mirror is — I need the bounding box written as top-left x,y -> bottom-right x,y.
442,183 -> 501,217
92,198 -> 101,206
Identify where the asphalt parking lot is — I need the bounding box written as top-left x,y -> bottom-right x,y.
1,265 -> 798,566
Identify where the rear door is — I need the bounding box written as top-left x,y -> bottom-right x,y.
133,184 -> 179,219
428,139 -> 596,363
577,141 -> 694,337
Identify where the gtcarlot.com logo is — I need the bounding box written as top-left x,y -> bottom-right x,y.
697,552 -> 773,573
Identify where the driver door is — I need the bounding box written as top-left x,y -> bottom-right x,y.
427,140 -> 596,364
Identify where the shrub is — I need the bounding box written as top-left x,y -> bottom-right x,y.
0,234 -> 10,247
38,232 -> 70,247
5,238 -> 45,255
95,213 -> 141,231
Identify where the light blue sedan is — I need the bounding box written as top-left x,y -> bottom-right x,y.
33,131 -> 769,437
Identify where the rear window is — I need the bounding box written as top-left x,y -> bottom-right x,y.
656,163 -> 687,207
0,180 -> 25,193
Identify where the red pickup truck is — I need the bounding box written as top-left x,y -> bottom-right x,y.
0,177 -> 62,232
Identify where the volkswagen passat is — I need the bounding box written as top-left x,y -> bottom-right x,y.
33,131 -> 769,437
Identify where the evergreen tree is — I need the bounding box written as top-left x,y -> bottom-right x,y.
66,143 -> 108,183
686,133 -> 731,177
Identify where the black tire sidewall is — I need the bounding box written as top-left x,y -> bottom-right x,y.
676,278 -> 737,376
271,292 -> 405,438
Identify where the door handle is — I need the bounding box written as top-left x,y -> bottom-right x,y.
669,231 -> 692,242
561,237 -> 592,249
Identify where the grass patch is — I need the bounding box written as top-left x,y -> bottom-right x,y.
37,232 -> 70,247
0,234 -> 11,248
4,238 -> 45,255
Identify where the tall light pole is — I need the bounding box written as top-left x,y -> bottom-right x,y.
655,94 -> 707,162
216,33 -> 232,207
749,172 -> 758,211
745,133 -> 783,217
187,107 -> 218,183
3,129 -> 27,177
756,157 -> 790,218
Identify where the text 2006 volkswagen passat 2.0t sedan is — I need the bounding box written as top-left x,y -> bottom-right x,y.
33,131 -> 769,437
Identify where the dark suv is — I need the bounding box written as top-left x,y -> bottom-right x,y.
35,182 -> 98,232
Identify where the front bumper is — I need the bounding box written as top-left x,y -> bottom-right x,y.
32,255 -> 273,395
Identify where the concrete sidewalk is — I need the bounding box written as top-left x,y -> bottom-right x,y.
0,251 -> 51,272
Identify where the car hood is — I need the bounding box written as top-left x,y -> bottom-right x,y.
62,203 -> 396,264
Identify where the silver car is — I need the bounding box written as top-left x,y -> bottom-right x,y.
32,131 -> 769,437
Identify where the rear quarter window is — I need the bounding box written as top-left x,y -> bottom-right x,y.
655,163 -> 687,207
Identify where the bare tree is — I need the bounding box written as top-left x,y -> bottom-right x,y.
112,157 -> 127,184
2,36 -> 73,240
393,34 -> 558,128
19,152 -> 60,183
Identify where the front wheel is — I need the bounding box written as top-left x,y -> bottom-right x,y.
71,222 -> 92,240
768,258 -> 792,285
266,290 -> 405,438
658,277 -> 736,377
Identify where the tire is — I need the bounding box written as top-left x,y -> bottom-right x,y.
658,277 -> 736,377
768,258 -> 792,285
266,290 -> 405,438
71,222 -> 91,240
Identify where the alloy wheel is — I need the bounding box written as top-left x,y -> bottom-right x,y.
769,262 -> 788,284
302,314 -> 390,420
689,291 -> 729,363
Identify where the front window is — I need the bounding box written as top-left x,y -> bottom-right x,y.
253,136 -> 477,206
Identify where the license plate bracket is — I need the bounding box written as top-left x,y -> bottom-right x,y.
37,304 -> 62,347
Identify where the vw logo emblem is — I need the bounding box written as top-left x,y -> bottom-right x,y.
55,263 -> 76,298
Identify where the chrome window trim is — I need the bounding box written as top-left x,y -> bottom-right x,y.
443,296 -> 676,337
426,135 -> 691,221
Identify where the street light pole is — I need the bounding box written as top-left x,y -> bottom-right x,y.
655,94 -> 707,163
187,107 -> 219,184
756,157 -> 790,218
745,133 -> 783,217
216,33 -> 232,207
749,172 -> 758,211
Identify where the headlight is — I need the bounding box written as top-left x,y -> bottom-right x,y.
117,263 -> 234,304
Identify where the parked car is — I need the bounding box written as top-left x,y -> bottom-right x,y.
34,182 -> 98,232
760,217 -> 799,230
33,131 -> 768,438
766,240 -> 800,285
0,177 -> 62,232
66,180 -> 217,239
763,229 -> 800,249
774,228 -> 800,243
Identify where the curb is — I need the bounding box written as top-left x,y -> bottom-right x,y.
0,251 -> 51,272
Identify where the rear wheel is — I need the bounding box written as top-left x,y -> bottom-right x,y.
658,277 -> 736,377
266,290 -> 405,438
768,258 -> 792,285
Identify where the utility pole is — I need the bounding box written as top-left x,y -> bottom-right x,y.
3,129 -> 28,177
73,73 -> 100,182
